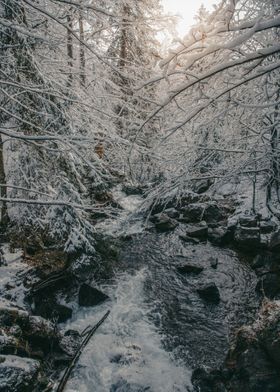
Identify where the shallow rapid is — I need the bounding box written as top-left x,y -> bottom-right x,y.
64,190 -> 259,391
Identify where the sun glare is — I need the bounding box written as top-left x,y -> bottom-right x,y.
162,0 -> 219,37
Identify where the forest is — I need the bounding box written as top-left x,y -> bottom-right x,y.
0,0 -> 280,391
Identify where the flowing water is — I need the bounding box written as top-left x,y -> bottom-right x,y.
64,190 -> 259,392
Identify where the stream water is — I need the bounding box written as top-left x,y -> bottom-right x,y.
64,190 -> 259,392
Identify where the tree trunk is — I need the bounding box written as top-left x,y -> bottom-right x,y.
79,10 -> 86,86
67,9 -> 74,87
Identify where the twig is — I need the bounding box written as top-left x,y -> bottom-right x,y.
56,310 -> 110,392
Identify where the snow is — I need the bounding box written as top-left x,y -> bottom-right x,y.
0,244 -> 28,309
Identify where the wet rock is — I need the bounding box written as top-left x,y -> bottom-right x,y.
208,227 -> 228,246
150,213 -> 179,232
0,355 -> 40,392
210,257 -> 219,269
181,203 -> 206,222
78,283 -> 109,307
0,305 -> 29,328
26,315 -> 58,341
234,227 -> 260,250
177,264 -> 204,275
59,330 -> 81,357
69,254 -> 101,282
110,379 -> 150,392
122,184 -> 144,196
239,214 -> 258,228
260,220 -> 277,234
204,203 -> 225,223
269,230 -> 280,252
33,298 -> 72,323
256,273 -> 280,299
192,368 -> 226,392
252,255 -> 266,270
186,223 -> 208,240
204,301 -> 280,392
164,208 -> 180,219
179,234 -> 201,244
150,191 -> 201,215
197,283 -> 220,304
192,179 -> 212,194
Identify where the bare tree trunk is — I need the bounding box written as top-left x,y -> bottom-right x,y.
79,10 -> 86,86
0,135 -> 9,226
67,9 -> 74,87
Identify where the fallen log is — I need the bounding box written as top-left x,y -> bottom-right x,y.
55,310 -> 110,392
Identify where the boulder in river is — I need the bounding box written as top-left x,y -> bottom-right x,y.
33,297 -> 72,323
239,214 -> 259,228
78,283 -> 109,307
177,264 -> 204,275
256,273 -> 280,299
208,226 -> 228,246
150,213 -> 179,232
0,355 -> 40,392
234,227 -> 260,250
269,230 -> 280,252
260,220 -> 277,234
181,203 -> 206,222
193,301 -> 280,392
197,283 -> 220,304
186,223 -> 208,240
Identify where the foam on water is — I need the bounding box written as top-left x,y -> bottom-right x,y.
64,268 -> 192,392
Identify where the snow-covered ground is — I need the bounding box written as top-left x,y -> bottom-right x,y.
0,244 -> 28,309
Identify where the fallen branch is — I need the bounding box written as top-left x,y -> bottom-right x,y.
56,310 -> 110,392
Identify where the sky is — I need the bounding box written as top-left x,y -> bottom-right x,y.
162,0 -> 219,37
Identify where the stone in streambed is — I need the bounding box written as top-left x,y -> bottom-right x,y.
234,227 -> 260,250
256,273 -> 280,299
179,234 -> 200,245
177,264 -> 204,275
150,213 -> 178,232
269,230 -> 280,252
197,283 -> 220,304
0,355 -> 40,392
186,223 -> 208,240
78,284 -> 109,307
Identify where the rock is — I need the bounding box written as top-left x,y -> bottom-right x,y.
26,316 -> 58,341
181,203 -> 206,222
33,298 -> 72,323
150,213 -> 178,232
186,224 -> 208,240
177,264 -> 204,275
252,255 -> 266,270
197,283 -> 220,304
227,215 -> 239,231
239,214 -> 258,227
260,220 -> 277,234
150,191 -> 201,215
204,203 -> 225,223
164,208 -> 180,219
0,305 -> 29,328
210,257 -> 218,269
59,330 -> 81,357
0,355 -> 40,392
192,179 -> 212,194
196,301 -> 280,392
269,230 -> 280,252
78,284 -> 109,307
208,227 -> 228,246
70,254 -> 101,282
122,184 -> 144,196
256,273 -> 280,299
179,235 -> 200,245
234,227 -> 260,250
110,379 -> 150,392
